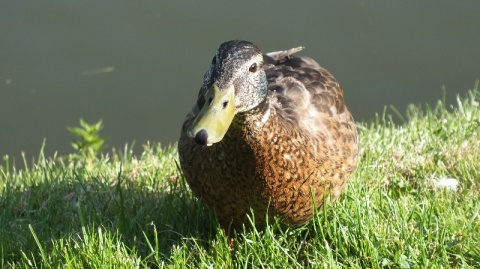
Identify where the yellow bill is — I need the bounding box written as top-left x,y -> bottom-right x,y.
188,83 -> 235,146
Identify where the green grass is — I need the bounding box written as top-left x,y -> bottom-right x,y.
1,84 -> 480,268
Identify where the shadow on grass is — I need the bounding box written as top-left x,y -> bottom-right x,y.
0,159 -> 219,265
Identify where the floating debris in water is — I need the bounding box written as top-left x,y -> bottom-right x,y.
83,66 -> 115,76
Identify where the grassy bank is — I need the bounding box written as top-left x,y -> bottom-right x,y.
1,85 -> 479,268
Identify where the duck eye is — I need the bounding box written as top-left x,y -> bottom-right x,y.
249,63 -> 258,73
211,56 -> 216,65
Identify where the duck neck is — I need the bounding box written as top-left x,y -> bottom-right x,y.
233,98 -> 271,130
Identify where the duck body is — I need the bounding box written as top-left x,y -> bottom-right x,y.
179,40 -> 359,229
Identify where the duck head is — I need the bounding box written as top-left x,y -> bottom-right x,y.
188,40 -> 268,146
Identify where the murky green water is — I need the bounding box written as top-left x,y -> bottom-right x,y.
1,1 -> 479,160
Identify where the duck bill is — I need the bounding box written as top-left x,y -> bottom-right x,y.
188,83 -> 235,146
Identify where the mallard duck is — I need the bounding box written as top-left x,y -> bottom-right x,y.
179,40 -> 359,229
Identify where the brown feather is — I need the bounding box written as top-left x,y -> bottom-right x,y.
179,41 -> 359,229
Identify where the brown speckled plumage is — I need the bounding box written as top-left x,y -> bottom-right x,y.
179,40 -> 359,229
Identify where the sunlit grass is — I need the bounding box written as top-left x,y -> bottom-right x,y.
1,83 -> 479,268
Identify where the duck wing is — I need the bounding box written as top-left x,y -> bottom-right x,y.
263,48 -> 353,134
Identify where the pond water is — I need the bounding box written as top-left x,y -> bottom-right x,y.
1,1 -> 479,161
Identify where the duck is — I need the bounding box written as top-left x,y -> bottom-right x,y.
178,40 -> 359,230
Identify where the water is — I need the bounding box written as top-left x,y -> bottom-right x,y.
1,1 -> 479,161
